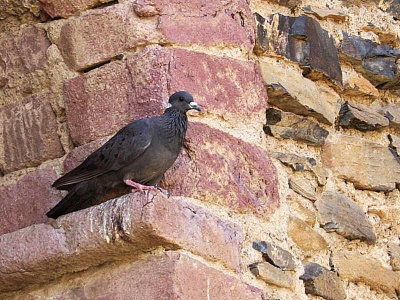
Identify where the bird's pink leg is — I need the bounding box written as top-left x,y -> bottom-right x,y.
124,179 -> 157,192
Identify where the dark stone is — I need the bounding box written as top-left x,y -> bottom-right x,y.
316,191 -> 376,244
255,13 -> 268,55
253,241 -> 296,271
265,108 -> 329,146
340,32 -> 400,89
337,101 -> 389,131
300,263 -> 346,300
256,13 -> 342,85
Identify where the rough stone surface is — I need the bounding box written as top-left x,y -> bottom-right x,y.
388,134 -> 400,164
256,13 -> 342,85
288,195 -> 317,226
337,101 -> 389,131
316,191 -> 376,244
57,2 -> 162,71
0,26 -> 50,76
249,262 -> 296,290
302,6 -> 347,22
0,167 -> 62,236
322,134 -> 400,191
270,152 -> 328,185
340,32 -> 400,89
0,94 -> 64,173
260,61 -> 340,125
342,67 -> 380,97
288,216 -> 328,252
162,122 -> 280,218
0,193 -> 243,293
300,262 -> 346,300
253,241 -> 296,271
332,251 -> 400,296
288,175 -> 317,201
388,243 -> 400,271
368,206 -> 400,236
56,0 -> 254,71
7,252 -> 265,300
65,46 -> 266,145
266,0 -> 301,9
158,12 -> 254,50
378,105 -> 400,128
362,23 -> 400,47
39,0 -> 115,18
265,108 -> 329,146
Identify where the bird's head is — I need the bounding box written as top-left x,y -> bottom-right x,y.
167,91 -> 201,113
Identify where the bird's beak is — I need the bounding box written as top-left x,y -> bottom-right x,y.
189,101 -> 201,111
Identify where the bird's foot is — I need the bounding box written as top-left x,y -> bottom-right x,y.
124,179 -> 157,193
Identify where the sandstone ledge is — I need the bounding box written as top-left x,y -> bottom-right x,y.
0,193 -> 243,294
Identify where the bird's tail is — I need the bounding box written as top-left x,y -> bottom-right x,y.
46,182 -> 95,219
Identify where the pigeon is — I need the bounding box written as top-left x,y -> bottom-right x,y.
46,91 -> 201,219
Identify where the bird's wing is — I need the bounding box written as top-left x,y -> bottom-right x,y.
52,119 -> 153,189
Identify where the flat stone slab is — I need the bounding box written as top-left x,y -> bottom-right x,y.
378,105 -> 400,128
337,101 -> 389,131
322,134 -> 400,191
249,262 -> 296,290
265,108 -> 329,146
316,191 -> 376,244
0,193 -> 243,294
5,252 -> 266,300
253,241 -> 296,270
260,61 -> 340,125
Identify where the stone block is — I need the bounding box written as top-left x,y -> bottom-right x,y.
0,94 -> 64,173
256,13 -> 342,85
288,216 -> 328,252
322,134 -> 400,191
316,191 -> 376,244
0,167 -> 62,235
264,108 -> 329,146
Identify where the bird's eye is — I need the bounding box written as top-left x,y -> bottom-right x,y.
179,97 -> 184,101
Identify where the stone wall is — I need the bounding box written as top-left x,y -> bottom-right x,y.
0,0 -> 399,299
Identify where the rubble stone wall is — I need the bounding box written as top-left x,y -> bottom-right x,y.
0,0 -> 400,299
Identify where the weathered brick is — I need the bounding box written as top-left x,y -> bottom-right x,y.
56,0 -> 254,71
0,27 -> 50,75
64,46 -> 267,145
0,94 -> 64,173
162,122 -> 280,218
8,252 -> 265,299
39,0 -> 115,18
158,13 -> 252,48
138,0 -> 255,49
0,167 -> 62,235
57,2 -> 162,71
164,48 -> 267,123
63,61 -> 138,146
0,193 -> 243,292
